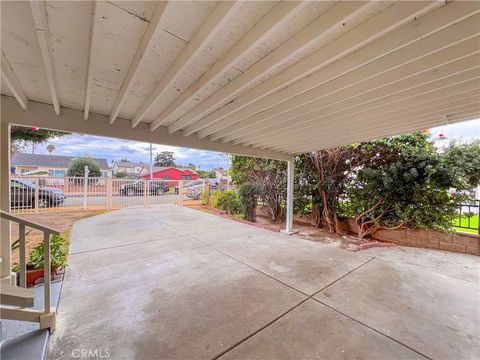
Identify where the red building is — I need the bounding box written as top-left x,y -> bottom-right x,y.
143,167 -> 198,184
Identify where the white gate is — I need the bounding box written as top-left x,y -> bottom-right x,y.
10,176 -> 189,214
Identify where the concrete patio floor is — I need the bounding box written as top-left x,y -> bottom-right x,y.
49,205 -> 480,360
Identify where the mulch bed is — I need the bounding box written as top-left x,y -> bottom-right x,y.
184,204 -> 395,252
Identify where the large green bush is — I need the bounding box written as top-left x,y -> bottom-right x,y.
238,183 -> 261,222
231,156 -> 286,221
344,134 -> 479,237
67,157 -> 101,177
214,190 -> 241,215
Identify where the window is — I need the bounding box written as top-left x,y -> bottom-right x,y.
182,175 -> 192,180
162,175 -> 170,180
54,169 -> 66,177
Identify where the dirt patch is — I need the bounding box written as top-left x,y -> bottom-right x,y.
10,210 -> 107,264
184,205 -> 394,252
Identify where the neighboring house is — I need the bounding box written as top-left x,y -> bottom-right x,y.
112,161 -> 149,177
11,153 -> 112,178
143,167 -> 198,182
214,167 -> 231,184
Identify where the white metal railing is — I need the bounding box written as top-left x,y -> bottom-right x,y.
10,176 -> 194,214
0,210 -> 59,330
9,176 -> 234,214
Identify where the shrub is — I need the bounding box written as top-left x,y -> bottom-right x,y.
215,190 -> 241,215
115,171 -> 128,178
211,191 -> 222,208
238,183 -> 261,222
27,234 -> 68,270
201,188 -> 210,205
67,157 -> 101,178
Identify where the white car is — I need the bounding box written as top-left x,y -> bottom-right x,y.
184,179 -> 219,199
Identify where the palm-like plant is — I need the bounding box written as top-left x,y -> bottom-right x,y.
46,144 -> 56,155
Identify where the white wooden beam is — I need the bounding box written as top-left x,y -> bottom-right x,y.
229,37 -> 480,146
29,0 -> 60,115
246,67 -> 480,149
131,1 -> 241,128
84,1 -> 102,120
1,52 -> 29,110
0,95 -> 292,161
109,1 -> 169,124
148,1 -> 304,131
290,118 -> 448,153
447,110 -> 480,123
0,121 -> 11,282
267,95 -> 480,153
274,96 -> 480,153
168,1 -> 372,135
219,21 -> 480,144
211,4 -> 480,142
245,79 -> 480,148
283,104 -> 480,154
199,1 -> 442,140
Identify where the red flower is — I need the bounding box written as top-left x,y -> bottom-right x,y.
31,127 -> 39,132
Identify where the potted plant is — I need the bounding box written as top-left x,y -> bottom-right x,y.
13,234 -> 68,287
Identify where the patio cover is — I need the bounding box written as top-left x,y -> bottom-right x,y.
1,0 -> 479,159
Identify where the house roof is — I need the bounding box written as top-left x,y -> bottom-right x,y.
151,167 -> 198,175
11,153 -> 110,170
113,161 -> 148,168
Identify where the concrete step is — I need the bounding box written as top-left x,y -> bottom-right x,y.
1,284 -> 35,308
0,329 -> 49,360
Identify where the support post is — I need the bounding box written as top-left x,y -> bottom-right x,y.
19,223 -> 26,287
0,122 -> 12,284
106,178 -> 112,210
43,231 -> 51,313
34,177 -> 39,213
83,166 -> 89,210
281,158 -> 297,235
144,180 -> 148,207
178,180 -> 184,206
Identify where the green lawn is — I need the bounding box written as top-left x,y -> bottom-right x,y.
453,214 -> 479,234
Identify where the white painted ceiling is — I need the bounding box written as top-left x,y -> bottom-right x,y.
1,1 -> 479,157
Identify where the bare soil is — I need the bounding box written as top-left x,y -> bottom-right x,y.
10,210 -> 107,264
186,204 -> 392,252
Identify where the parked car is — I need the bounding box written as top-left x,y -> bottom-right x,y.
184,179 -> 219,200
10,178 -> 65,209
120,180 -> 169,196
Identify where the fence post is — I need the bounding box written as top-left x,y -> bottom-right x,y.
179,180 -> 183,206
34,177 -> 39,213
144,180 -> 148,208
83,166 -> 89,210
106,178 -> 112,210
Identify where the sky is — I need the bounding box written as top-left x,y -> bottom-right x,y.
28,118 -> 480,170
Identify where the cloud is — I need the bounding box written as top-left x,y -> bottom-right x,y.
41,134 -> 229,170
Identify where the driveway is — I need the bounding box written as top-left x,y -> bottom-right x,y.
49,205 -> 480,359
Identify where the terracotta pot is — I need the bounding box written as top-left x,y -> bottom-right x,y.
26,268 -> 44,287
25,266 -> 60,287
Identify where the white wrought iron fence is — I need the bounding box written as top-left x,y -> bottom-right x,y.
10,176 -> 194,214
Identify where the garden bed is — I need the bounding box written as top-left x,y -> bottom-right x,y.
10,210 -> 107,264
186,203 -> 479,255
185,204 -> 393,252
